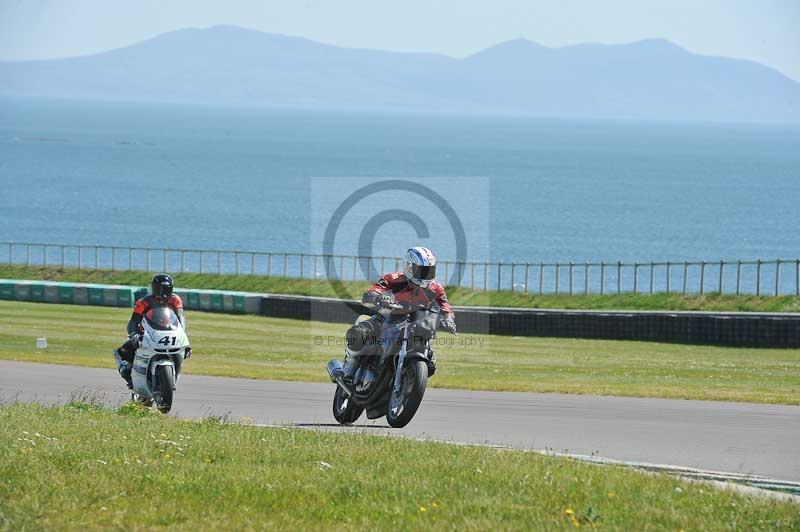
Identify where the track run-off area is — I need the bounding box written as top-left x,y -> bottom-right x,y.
2,360 -> 799,490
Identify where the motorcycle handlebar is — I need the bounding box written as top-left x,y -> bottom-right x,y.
384,302 -> 441,315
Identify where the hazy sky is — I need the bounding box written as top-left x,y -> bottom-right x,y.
1,0 -> 799,81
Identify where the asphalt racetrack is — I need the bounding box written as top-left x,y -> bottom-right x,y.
2,360 -> 798,483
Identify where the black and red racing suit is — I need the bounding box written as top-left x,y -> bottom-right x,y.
117,294 -> 185,363
345,272 -> 455,358
363,271 -> 454,319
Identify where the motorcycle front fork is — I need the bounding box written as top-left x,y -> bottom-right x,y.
392,326 -> 410,394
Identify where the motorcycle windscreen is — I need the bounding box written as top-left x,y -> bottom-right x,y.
144,307 -> 181,331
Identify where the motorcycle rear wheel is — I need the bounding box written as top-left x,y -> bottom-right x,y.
156,365 -> 175,414
332,386 -> 364,425
386,360 -> 428,428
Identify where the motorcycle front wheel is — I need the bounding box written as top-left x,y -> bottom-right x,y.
386,360 -> 428,428
332,386 -> 364,425
155,365 -> 175,414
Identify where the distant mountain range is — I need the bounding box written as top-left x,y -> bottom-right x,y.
1,25 -> 798,123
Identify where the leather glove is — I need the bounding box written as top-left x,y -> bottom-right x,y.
184,346 -> 192,360
440,313 -> 457,335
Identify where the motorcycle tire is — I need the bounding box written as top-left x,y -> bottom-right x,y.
332,386 -> 364,425
386,360 -> 428,428
156,365 -> 175,414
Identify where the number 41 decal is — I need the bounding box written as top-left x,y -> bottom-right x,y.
158,336 -> 177,346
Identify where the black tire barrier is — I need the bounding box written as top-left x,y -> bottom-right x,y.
258,294 -> 800,348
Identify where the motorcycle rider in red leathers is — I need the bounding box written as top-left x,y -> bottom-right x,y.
113,274 -> 190,388
341,246 -> 457,382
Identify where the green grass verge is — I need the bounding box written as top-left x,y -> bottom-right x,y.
1,402 -> 797,530
2,264 -> 800,312
1,301 -> 799,404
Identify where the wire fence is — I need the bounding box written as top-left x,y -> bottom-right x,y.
1,241 -> 799,296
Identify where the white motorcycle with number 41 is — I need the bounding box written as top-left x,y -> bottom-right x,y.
131,307 -> 190,413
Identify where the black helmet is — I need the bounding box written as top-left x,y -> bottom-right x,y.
151,274 -> 174,300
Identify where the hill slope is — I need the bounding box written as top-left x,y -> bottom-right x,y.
1,25 -> 798,123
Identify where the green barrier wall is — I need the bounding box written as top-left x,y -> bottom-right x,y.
0,280 -> 262,315
173,289 -> 260,314
0,280 -> 139,308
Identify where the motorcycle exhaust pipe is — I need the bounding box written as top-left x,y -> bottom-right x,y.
326,359 -> 343,383
326,359 -> 354,397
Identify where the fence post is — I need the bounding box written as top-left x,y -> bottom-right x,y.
555,263 -> 560,294
497,263 -> 502,291
128,247 -> 133,272
283,254 -> 288,278
756,259 -> 761,296
484,261 -> 489,291
796,259 -> 799,296
524,262 -> 529,293
236,252 -> 241,276
568,261 -> 574,295
299,254 -> 304,279
718,260 -> 723,294
94,245 -> 99,270
511,263 -> 516,292
7,242 -> 10,265
700,261 -> 706,294
78,246 -> 82,270
775,259 -> 781,296
538,262 -> 544,294
339,256 -> 345,281
600,261 -> 605,295
180,250 -> 185,272
313,255 -> 318,279
352,256 -> 357,281
736,260 -> 741,295
217,251 -> 221,274
61,244 -> 65,268
616,261 -> 621,294
682,262 -> 688,294
584,261 -> 589,294
633,262 -> 639,293
163,248 -> 168,273
267,253 -> 272,276
25,243 -> 30,266
200,252 -> 204,274
666,261 -> 671,293
112,247 -> 116,272
649,262 -> 654,294
146,248 -> 151,272
444,262 -> 450,287
43,245 -> 48,268
380,257 -> 385,276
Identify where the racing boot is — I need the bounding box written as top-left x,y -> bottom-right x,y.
427,348 -> 436,377
114,349 -> 133,389
341,347 -> 359,385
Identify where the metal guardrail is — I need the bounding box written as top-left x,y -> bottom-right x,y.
1,241 -> 799,296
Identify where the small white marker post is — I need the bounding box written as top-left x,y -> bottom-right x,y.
36,338 -> 48,349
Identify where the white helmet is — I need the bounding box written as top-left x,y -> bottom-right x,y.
404,246 -> 437,288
